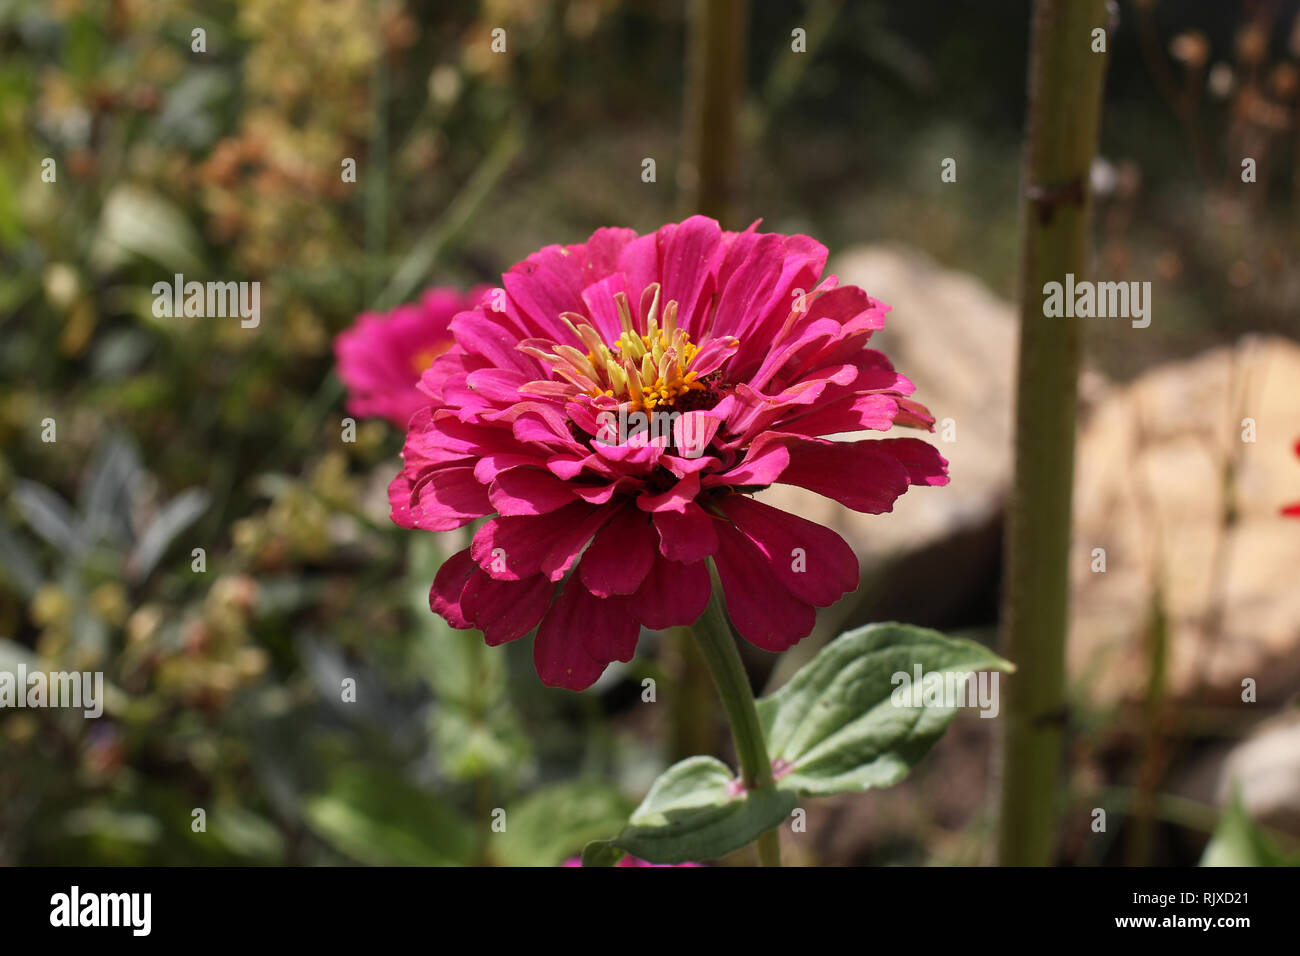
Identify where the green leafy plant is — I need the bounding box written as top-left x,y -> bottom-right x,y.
585,620 -> 1012,865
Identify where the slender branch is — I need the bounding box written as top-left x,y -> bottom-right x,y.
680,0 -> 749,225
365,30 -> 390,303
375,118 -> 525,311
997,0 -> 1110,867
747,0 -> 842,144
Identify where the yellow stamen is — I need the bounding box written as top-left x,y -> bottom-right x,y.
524,294 -> 716,413
411,341 -> 451,373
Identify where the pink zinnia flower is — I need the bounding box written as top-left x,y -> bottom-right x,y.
335,286 -> 491,427
390,216 -> 948,690
1284,438 -> 1300,518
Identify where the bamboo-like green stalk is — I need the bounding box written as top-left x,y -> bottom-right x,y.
680,0 -> 748,225
365,31 -> 389,304
997,0 -> 1110,867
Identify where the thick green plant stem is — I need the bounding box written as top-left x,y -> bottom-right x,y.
998,0 -> 1110,866
690,585 -> 782,867
680,0 -> 748,225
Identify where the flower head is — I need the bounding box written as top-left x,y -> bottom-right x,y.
390,216 -> 948,690
335,286 -> 490,427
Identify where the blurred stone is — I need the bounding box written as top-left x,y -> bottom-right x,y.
1067,335 -> 1300,706
761,248 -> 1300,712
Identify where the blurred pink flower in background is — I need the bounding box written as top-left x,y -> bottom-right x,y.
389,216 -> 948,689
334,286 -> 491,428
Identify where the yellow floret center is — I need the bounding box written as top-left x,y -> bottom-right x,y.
525,283 -> 720,413
410,340 -> 451,374
591,326 -> 703,411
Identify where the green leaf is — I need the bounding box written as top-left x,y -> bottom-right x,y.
91,184 -> 207,276
126,487 -> 209,581
408,535 -> 492,704
757,622 -> 1013,796
1201,794 -> 1300,867
79,434 -> 141,548
63,808 -> 161,846
581,841 -> 626,868
430,705 -> 529,783
0,638 -> 40,672
582,756 -> 796,865
407,535 -> 530,781
12,480 -> 82,555
0,518 -> 43,599
493,780 -> 633,867
301,766 -> 474,866
210,807 -> 286,863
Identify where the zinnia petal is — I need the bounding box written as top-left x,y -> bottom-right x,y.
461,570 -> 553,645
717,495 -> 859,607
535,580 -> 635,690
579,505 -> 659,597
653,503 -> 719,562
714,520 -> 816,652
429,548 -> 477,629
633,556 -> 712,630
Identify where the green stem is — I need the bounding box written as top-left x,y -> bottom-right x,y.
689,582 -> 782,867
365,29 -> 389,304
680,0 -> 748,225
997,0 -> 1110,866
374,118 -> 524,311
755,819 -> 781,867
668,625 -> 716,761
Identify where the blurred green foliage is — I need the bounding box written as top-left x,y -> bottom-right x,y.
0,0 -> 663,867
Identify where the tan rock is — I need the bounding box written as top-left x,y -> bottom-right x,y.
1218,712 -> 1300,839
760,246 -> 1300,713
1068,336 -> 1300,705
